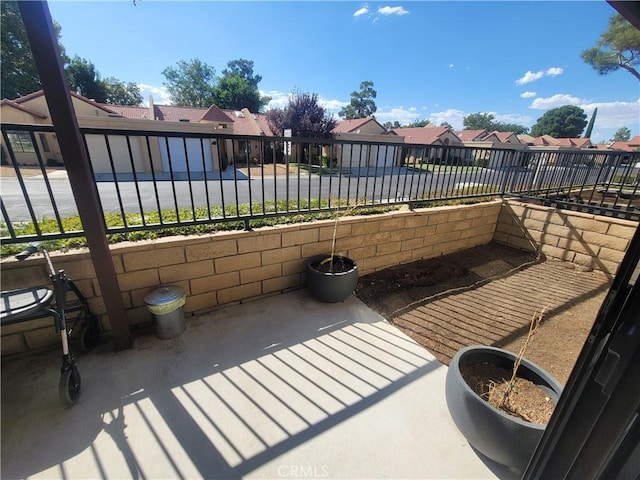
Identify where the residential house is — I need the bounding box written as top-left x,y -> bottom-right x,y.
106,99 -> 233,173
483,131 -> 522,145
610,135 -> 640,152
516,134 -> 598,167
221,109 -> 276,165
454,129 -> 488,142
1,91 -> 117,167
456,130 -> 526,168
331,117 -> 401,169
517,134 -> 592,149
609,135 -> 640,166
1,91 -> 233,175
392,126 -> 464,165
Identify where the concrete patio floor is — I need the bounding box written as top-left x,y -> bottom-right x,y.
1,289 -> 516,480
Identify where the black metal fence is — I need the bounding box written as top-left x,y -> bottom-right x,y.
2,123 -> 639,244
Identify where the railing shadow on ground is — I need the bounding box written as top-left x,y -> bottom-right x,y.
4,291 -> 496,479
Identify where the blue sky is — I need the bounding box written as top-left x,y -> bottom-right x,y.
48,1 -> 639,143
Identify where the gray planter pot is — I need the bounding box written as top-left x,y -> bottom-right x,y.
445,346 -> 563,473
307,255 -> 358,303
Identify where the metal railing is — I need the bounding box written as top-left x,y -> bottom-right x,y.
1,123 -> 639,244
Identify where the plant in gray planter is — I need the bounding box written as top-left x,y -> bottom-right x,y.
307,201 -> 358,303
445,311 -> 563,473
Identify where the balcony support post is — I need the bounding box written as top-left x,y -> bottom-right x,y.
18,1 -> 132,350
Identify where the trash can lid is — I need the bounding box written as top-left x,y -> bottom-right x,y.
144,285 -> 185,306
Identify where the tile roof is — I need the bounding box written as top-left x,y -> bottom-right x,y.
8,90 -> 43,103
221,109 -> 275,136
0,99 -> 48,119
222,109 -> 259,135
105,102 -> 233,123
518,134 -> 596,148
332,117 -> 377,133
569,138 -> 592,148
10,89 -> 118,114
200,104 -> 233,123
254,113 -> 275,136
544,137 -> 591,148
454,129 -> 488,141
151,104 -> 233,123
611,135 -> 640,151
107,105 -> 150,119
517,134 -> 537,144
488,131 -> 521,143
153,105 -> 207,122
522,135 -> 558,146
391,126 -> 457,145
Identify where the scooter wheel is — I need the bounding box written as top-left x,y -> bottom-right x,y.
59,367 -> 81,406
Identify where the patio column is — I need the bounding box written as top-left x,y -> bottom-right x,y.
18,1 -> 133,350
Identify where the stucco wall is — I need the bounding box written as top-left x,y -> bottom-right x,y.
494,199 -> 638,275
0,201 -> 501,357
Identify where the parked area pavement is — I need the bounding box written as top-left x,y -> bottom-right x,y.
1,289 -> 515,480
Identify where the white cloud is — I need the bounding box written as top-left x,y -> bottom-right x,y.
515,66 -> 564,85
578,99 -> 640,129
515,71 -> 545,85
263,91 -> 348,115
493,112 -> 535,127
263,90 -> 290,110
530,93 -> 584,109
318,97 -> 349,114
449,64 -> 454,68
375,106 -> 422,125
138,83 -> 171,105
527,96 -> 639,141
353,6 -> 369,17
428,109 -> 466,130
521,91 -> 537,98
376,106 -> 540,132
358,5 -> 409,21
377,6 -> 409,16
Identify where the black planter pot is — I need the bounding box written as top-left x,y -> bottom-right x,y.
307,255 -> 358,303
445,346 -> 563,473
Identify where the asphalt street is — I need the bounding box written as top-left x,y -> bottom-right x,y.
0,166 -> 602,224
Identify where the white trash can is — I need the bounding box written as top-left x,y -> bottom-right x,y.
144,285 -> 186,339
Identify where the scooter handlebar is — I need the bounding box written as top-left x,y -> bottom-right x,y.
15,242 -> 42,261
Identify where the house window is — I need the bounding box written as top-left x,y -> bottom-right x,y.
38,133 -> 50,153
7,131 -> 36,153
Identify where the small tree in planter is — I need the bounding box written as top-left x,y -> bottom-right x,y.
487,309 -> 553,422
306,200 -> 358,303
445,309 -> 563,473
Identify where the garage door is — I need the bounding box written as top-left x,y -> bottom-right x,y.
159,137 -> 213,173
375,145 -> 398,168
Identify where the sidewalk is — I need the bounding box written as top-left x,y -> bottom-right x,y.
1,289 -> 514,479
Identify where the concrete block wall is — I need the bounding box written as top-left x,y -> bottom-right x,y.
494,199 -> 638,276
1,200 -> 501,357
